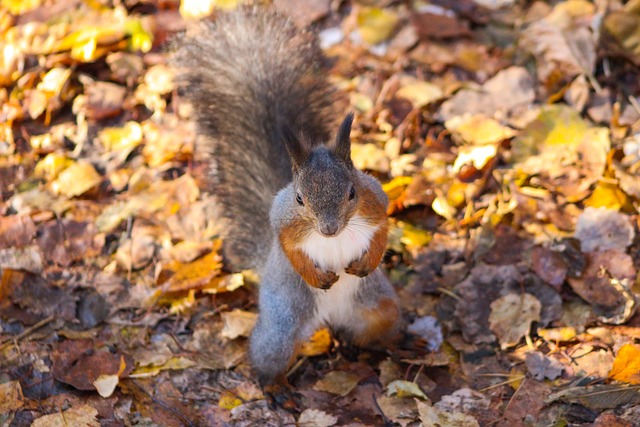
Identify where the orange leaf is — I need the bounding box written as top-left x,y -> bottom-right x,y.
609,344 -> 640,384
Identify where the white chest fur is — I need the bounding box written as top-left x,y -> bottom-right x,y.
299,215 -> 377,271
299,215 -> 379,329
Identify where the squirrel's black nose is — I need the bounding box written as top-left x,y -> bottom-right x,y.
319,222 -> 339,236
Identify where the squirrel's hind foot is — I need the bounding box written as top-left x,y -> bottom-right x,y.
263,383 -> 302,413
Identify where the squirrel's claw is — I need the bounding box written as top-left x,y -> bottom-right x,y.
264,385 -> 301,413
345,257 -> 373,278
317,270 -> 339,290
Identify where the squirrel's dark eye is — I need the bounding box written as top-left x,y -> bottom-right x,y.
349,186 -> 356,200
296,193 -> 304,206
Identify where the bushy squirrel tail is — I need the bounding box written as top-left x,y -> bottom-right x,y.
172,9 -> 334,270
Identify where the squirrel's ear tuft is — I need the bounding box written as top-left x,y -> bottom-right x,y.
281,123 -> 306,171
334,113 -> 354,165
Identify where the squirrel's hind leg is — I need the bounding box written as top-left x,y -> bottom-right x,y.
338,270 -> 400,348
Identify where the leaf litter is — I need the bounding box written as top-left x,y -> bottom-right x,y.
3,0 -> 640,426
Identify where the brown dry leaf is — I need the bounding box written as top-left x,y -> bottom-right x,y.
115,235 -> 156,271
417,400 -> 479,427
274,0 -> 330,27
547,384 -> 640,412
220,309 -> 257,339
375,395 -> 419,425
439,66 -> 535,122
0,245 -> 43,273
313,370 -> 362,397
50,161 -> 102,197
520,0 -> 597,83
530,246 -> 568,289
603,1 -> 640,63
300,328 -> 332,356
502,378 -> 550,426
566,250 -> 635,313
51,339 -> 134,391
489,293 -> 541,349
0,214 -> 36,248
31,404 -> 99,427
525,351 -> 563,381
0,380 -> 24,412
297,408 -> 338,427
575,208 -> 635,253
84,81 -> 127,120
609,344 -> 640,385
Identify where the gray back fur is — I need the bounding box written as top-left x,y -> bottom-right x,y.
171,8 -> 334,269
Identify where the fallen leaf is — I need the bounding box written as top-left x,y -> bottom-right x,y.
300,328 -> 332,356
31,404 -> 100,427
0,380 -> 24,412
50,161 -> 102,197
546,384 -> 640,411
609,344 -> 640,385
314,370 -> 361,397
489,293 -> 541,349
386,380 -> 428,400
220,309 -> 257,340
417,400 -> 479,427
575,207 -> 635,252
525,351 -> 563,380
446,114 -> 516,145
356,7 -> 399,45
297,408 -> 338,427
395,80 -> 443,108
0,245 -> 43,273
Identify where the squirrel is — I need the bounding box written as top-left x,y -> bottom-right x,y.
172,8 -> 400,405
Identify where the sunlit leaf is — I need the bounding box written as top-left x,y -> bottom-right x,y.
50,161 -> 102,197
356,7 -> 399,45
300,328 -> 332,356
386,380 -> 428,400
609,344 -> 640,384
396,81 -> 443,108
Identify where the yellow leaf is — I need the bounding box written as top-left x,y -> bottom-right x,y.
98,121 -> 143,153
399,221 -> 432,251
432,194 -> 457,221
452,144 -> 498,173
218,390 -> 243,410
162,250 -> 224,293
386,380 -> 428,400
382,176 -> 413,200
609,344 -> 640,384
130,356 -> 196,378
34,153 -> 73,180
50,161 -> 102,197
538,327 -> 577,342
300,328 -> 332,356
446,114 -> 516,145
396,81 -> 443,108
169,289 -> 196,314
0,0 -> 42,15
356,7 -> 399,45
585,181 -> 628,210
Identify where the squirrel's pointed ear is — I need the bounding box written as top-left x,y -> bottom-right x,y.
281,123 -> 306,171
334,113 -> 354,165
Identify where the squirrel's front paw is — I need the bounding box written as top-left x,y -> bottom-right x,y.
345,257 -> 374,278
315,270 -> 339,290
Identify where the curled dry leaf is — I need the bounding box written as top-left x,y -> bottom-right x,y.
220,309 -> 257,340
313,370 -> 362,397
489,293 -> 541,349
298,408 -> 338,427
